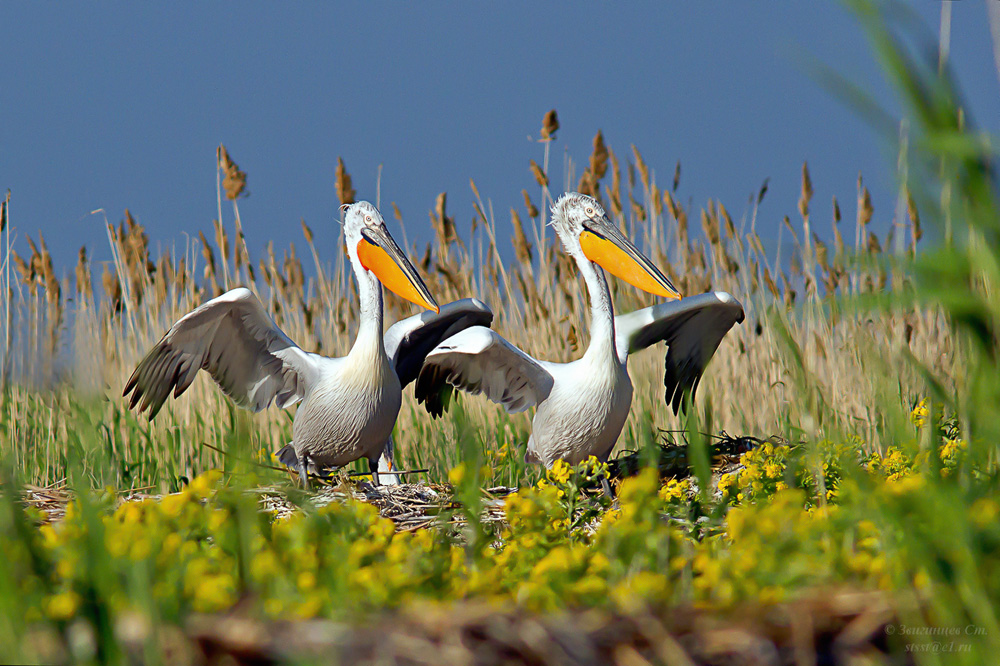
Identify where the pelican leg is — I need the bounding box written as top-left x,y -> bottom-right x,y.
600,474 -> 615,499
595,451 -> 617,501
597,460 -> 619,509
298,453 -> 311,490
368,456 -> 381,487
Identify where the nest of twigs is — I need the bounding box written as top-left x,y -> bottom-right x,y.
608,432 -> 770,481
256,481 -> 518,533
21,434 -> 763,532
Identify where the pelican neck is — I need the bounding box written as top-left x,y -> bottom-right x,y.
577,253 -> 618,364
351,265 -> 387,359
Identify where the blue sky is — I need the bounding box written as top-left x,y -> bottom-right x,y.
2,2 -> 998,278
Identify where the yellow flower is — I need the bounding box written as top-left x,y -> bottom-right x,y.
611,572 -> 669,611
913,569 -> 931,590
297,571 -> 317,591
547,459 -> 572,485
911,399 -> 929,428
296,595 -> 323,618
940,438 -> 966,462
532,546 -> 572,577
970,498 -> 999,528
56,558 -> 75,580
718,473 -> 738,498
571,575 -> 607,598
349,566 -> 378,590
251,551 -> 280,580
658,478 -> 688,502
192,573 -> 237,613
588,552 -> 610,575
39,524 -> 59,548
448,463 -> 466,486
115,502 -> 144,525
129,537 -> 153,561
159,492 -> 190,518
45,591 -> 81,620
188,469 -> 223,499
208,508 -> 230,531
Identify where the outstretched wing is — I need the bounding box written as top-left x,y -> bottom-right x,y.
384,298 -> 494,388
615,291 -> 745,413
123,287 -> 323,418
414,326 -> 553,417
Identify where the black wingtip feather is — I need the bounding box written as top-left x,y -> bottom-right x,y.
415,364 -> 451,418
146,400 -> 163,421
665,359 -> 698,416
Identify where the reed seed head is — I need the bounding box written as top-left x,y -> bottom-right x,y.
540,109 -> 559,141
217,145 -> 248,200
631,145 -> 650,191
858,186 -> 873,227
798,162 -> 813,219
335,157 -> 356,205
590,131 -> 609,181
757,178 -> 769,205
521,190 -> 539,219
529,160 -> 549,188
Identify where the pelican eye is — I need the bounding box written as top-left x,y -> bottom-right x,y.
366,215 -> 372,223
585,207 -> 594,216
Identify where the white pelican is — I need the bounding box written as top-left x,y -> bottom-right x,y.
123,201 -> 493,486
415,193 -> 744,479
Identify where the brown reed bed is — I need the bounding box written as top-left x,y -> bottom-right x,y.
0,121 -> 956,490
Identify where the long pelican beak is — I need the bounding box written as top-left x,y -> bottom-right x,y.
579,215 -> 681,300
357,226 -> 440,312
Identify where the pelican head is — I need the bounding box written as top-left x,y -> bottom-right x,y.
345,201 -> 439,312
551,192 -> 681,300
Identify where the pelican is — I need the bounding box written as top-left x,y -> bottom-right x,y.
123,201 -> 493,486
415,193 -> 744,482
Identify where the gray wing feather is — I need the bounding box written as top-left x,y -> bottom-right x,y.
384,298 -> 493,388
414,326 -> 553,417
615,291 -> 745,413
123,287 -> 322,418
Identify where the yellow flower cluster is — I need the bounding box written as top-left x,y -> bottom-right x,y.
864,437 -> 968,483
9,433 -> 997,634
720,442 -> 803,505
708,490 -> 892,604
